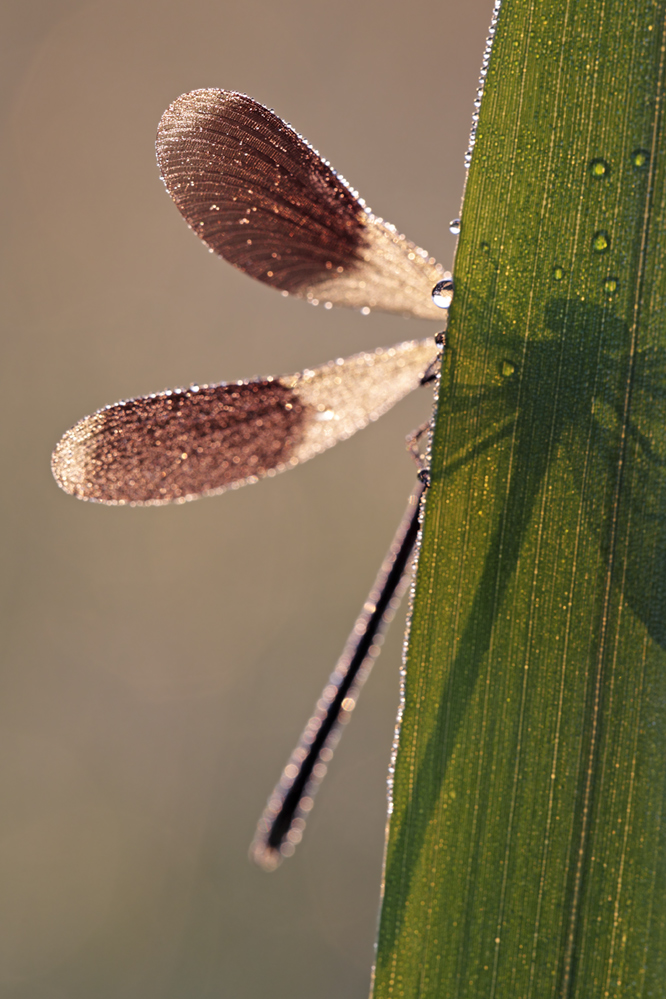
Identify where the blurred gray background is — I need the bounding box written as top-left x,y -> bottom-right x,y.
1,2 -> 491,996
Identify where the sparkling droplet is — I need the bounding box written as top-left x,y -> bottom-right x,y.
432,278 -> 454,309
480,241 -> 490,253
501,360 -> 517,378
464,0 -> 501,171
592,231 -> 610,254
553,266 -> 565,281
589,158 -> 610,179
603,276 -> 618,293
631,148 -> 649,169
449,218 -> 461,235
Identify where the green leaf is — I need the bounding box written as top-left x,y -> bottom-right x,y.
373,1 -> 666,995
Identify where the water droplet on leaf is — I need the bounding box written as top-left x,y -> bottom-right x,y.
631,148 -> 649,169
592,231 -> 610,254
603,276 -> 618,293
449,218 -> 461,235
553,266 -> 565,281
432,278 -> 454,309
589,158 -> 610,179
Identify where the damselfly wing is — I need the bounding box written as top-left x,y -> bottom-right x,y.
156,89 -> 447,319
51,340 -> 437,505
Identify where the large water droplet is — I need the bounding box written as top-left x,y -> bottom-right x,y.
592,231 -> 610,254
553,266 -> 565,281
631,148 -> 650,169
603,276 -> 618,294
501,360 -> 517,378
479,241 -> 490,254
589,158 -> 610,179
449,218 -> 461,235
432,278 -> 454,309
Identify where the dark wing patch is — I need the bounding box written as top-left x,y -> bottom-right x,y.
156,89 -> 367,295
52,381 -> 309,505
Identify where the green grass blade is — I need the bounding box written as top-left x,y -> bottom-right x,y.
374,1 -> 666,996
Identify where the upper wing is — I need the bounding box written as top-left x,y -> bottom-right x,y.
156,90 -> 447,320
52,339 -> 437,506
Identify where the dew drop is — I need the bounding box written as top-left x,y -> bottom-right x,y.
553,266 -> 565,281
592,230 -> 610,254
501,360 -> 517,378
479,240 -> 490,253
631,148 -> 649,169
603,276 -> 618,293
449,218 -> 461,235
432,278 -> 454,309
589,158 -> 610,179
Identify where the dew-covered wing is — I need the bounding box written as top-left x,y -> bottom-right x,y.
51,338 -> 437,505
156,90 -> 445,320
